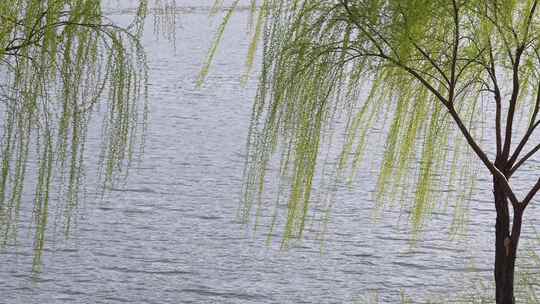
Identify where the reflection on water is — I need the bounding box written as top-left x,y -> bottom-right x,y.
2,2 -> 540,303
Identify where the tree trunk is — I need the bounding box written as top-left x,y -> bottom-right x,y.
493,177 -> 523,304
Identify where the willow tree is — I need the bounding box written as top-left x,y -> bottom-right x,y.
0,0 -> 175,271
209,0 -> 540,303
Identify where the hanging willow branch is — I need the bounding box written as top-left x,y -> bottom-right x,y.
0,0 -> 176,271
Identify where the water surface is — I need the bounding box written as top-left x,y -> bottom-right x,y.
2,2 -> 540,303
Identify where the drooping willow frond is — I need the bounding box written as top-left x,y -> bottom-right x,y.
0,0 -> 174,271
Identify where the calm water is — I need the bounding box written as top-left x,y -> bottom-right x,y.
2,2 -> 540,303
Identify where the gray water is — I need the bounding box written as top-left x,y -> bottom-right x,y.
2,2 -> 540,303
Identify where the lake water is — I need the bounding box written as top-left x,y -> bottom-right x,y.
2,2 -> 540,303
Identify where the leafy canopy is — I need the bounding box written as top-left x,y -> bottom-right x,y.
207,0 -> 540,246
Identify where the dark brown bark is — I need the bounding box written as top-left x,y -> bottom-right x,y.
493,176 -> 524,304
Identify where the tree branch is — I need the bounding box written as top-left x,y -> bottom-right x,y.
522,177 -> 540,208
502,45 -> 525,160
508,50 -> 540,169
510,143 -> 540,175
449,0 -> 460,101
501,1 -> 537,161
487,40 -> 504,158
446,105 -> 519,205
